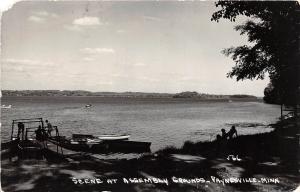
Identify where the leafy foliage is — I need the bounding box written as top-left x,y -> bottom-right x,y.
212,1 -> 300,105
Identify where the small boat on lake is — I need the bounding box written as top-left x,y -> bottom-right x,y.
85,104 -> 92,108
1,104 -> 12,109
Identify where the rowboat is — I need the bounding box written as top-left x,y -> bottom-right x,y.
1,104 -> 12,109
72,133 -> 130,141
85,104 -> 92,108
48,135 -> 151,154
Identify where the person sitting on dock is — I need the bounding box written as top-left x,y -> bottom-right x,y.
45,120 -> 53,137
227,126 -> 238,139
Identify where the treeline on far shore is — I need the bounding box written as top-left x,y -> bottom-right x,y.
1,90 -> 258,100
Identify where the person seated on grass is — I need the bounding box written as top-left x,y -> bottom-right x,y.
221,129 -> 227,139
227,125 -> 238,139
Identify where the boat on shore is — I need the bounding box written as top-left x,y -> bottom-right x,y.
48,134 -> 150,154
72,133 -> 130,141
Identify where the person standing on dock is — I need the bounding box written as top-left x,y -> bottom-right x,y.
45,120 -> 53,137
17,122 -> 25,140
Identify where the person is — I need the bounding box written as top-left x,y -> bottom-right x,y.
227,125 -> 238,139
17,122 -> 25,140
221,129 -> 227,139
215,134 -> 222,154
35,125 -> 44,141
45,120 -> 53,136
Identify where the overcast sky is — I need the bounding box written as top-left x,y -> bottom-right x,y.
1,1 -> 269,96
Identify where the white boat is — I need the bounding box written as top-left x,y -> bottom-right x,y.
70,138 -> 102,144
72,133 -> 130,141
96,134 -> 130,141
1,105 -> 12,109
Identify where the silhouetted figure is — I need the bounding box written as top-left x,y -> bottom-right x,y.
227,126 -> 238,139
216,133 -> 228,156
221,129 -> 227,139
215,134 -> 222,154
35,125 -> 44,141
45,120 -> 53,137
17,122 -> 25,140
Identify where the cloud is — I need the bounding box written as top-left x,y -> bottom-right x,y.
2,58 -> 55,67
96,81 -> 113,86
28,15 -> 45,23
83,57 -> 94,62
143,16 -> 162,22
34,11 -> 58,18
2,59 -> 55,74
80,48 -> 115,54
28,10 -> 58,23
138,76 -> 159,82
65,16 -> 106,32
2,65 -> 24,73
111,73 -> 129,78
116,29 -> 127,34
180,76 -> 201,81
64,25 -> 82,32
73,17 -> 102,26
133,62 -> 146,67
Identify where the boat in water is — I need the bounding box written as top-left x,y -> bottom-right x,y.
72,133 -> 130,141
49,133 -> 150,153
85,104 -> 92,108
1,104 -> 12,109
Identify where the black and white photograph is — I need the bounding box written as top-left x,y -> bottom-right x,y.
1,1 -> 299,191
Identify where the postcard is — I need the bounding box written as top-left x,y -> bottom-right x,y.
1,1 -> 299,192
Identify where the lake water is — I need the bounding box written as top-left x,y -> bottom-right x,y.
1,97 -> 280,152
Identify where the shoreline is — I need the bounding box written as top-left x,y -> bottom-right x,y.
1,95 -> 261,102
1,117 -> 299,192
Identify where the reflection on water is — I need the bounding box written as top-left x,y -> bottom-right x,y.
1,97 -> 280,151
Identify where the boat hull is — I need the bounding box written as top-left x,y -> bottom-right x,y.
72,134 -> 130,141
48,137 -> 151,154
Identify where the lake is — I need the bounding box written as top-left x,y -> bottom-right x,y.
1,97 -> 280,151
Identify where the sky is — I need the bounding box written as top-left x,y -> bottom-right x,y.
1,1 -> 270,96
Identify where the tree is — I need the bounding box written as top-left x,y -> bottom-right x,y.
211,1 -> 300,106
263,82 -> 281,105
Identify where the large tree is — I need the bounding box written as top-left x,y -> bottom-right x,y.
211,1 -> 300,106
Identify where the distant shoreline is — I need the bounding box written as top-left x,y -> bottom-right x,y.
1,90 -> 259,100
1,96 -> 261,103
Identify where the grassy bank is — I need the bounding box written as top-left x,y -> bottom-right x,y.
1,117 -> 299,192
